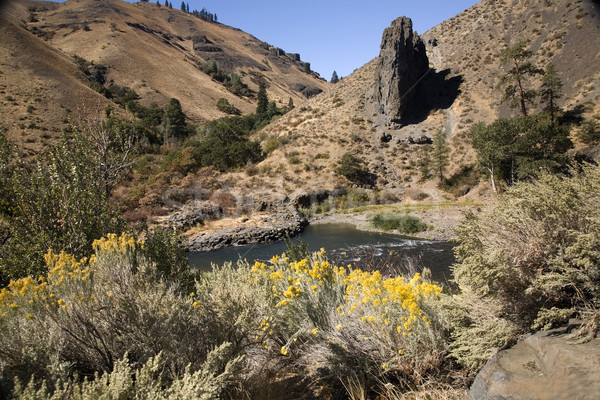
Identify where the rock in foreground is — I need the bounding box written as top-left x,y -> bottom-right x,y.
469,329 -> 600,400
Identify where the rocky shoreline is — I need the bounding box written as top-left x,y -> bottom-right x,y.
180,202 -> 479,253
185,214 -> 306,252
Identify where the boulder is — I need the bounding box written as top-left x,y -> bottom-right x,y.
469,329 -> 600,400
374,17 -> 429,124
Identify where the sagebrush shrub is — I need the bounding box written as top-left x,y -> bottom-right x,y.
448,164 -> 600,370
1,234 -> 455,398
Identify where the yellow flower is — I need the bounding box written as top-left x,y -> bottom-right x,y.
312,327 -> 318,336
335,323 -> 342,331
281,346 -> 288,356
192,301 -> 199,308
26,313 -> 33,319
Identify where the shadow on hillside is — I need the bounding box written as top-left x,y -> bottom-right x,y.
400,68 -> 463,126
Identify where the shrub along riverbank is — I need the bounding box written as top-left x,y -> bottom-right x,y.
1,165 -> 599,399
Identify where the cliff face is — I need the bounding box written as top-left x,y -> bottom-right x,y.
373,17 -> 429,128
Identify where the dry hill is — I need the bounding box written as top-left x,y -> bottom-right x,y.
1,0 -> 600,229
252,0 -> 600,201
0,0 -> 329,152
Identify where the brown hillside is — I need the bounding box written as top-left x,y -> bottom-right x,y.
254,0 -> 600,201
0,3 -> 114,155
0,0 -> 329,151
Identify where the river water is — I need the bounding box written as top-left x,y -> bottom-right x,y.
187,223 -> 455,284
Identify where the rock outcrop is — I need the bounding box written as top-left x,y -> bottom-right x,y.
469,327 -> 600,400
166,195 -> 307,252
373,17 -> 429,127
185,207 -> 306,252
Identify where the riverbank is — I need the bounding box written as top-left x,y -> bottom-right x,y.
180,200 -> 482,252
310,202 -> 482,241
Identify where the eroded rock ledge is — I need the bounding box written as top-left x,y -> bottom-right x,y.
163,194 -> 307,252
185,211 -> 306,252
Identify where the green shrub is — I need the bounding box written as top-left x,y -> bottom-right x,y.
0,129 -> 126,285
448,164 -> 600,371
336,153 -> 376,187
262,135 -> 286,155
369,213 -> 429,234
577,119 -> 600,144
216,98 -> 240,115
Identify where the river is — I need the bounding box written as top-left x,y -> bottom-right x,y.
187,223 -> 455,284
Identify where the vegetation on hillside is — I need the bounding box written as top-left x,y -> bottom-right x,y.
468,42 -> 577,193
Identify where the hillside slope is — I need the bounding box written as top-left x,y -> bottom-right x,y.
0,0 -> 329,151
253,0 -> 600,201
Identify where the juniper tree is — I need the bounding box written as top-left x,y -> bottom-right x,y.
540,63 -> 563,123
256,82 -> 268,118
497,40 -> 542,117
162,98 -> 187,143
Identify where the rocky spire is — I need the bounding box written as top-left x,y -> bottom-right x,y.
374,17 -> 429,126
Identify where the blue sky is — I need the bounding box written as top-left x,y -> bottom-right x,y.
176,0 -> 481,79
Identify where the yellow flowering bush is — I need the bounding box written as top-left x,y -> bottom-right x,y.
0,233 -> 236,396
246,248 -> 448,396
0,233 -> 454,399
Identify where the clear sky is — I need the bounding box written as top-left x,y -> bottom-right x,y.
176,0 -> 481,80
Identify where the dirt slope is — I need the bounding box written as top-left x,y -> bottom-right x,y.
0,0 -> 329,151
252,0 -> 600,201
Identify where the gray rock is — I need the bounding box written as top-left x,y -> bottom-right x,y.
469,329 -> 600,400
374,17 -> 429,125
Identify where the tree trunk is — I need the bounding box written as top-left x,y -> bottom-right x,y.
514,57 -> 528,117
488,164 -> 497,193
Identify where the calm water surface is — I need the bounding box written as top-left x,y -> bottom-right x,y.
187,223 -> 455,283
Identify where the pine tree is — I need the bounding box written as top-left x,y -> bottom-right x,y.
540,63 -> 563,123
156,0 -> 160,7
180,1 -> 185,11
497,40 -> 542,117
287,97 -> 294,110
256,82 -> 268,118
430,128 -> 450,182
331,70 -> 339,83
186,2 -> 189,13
